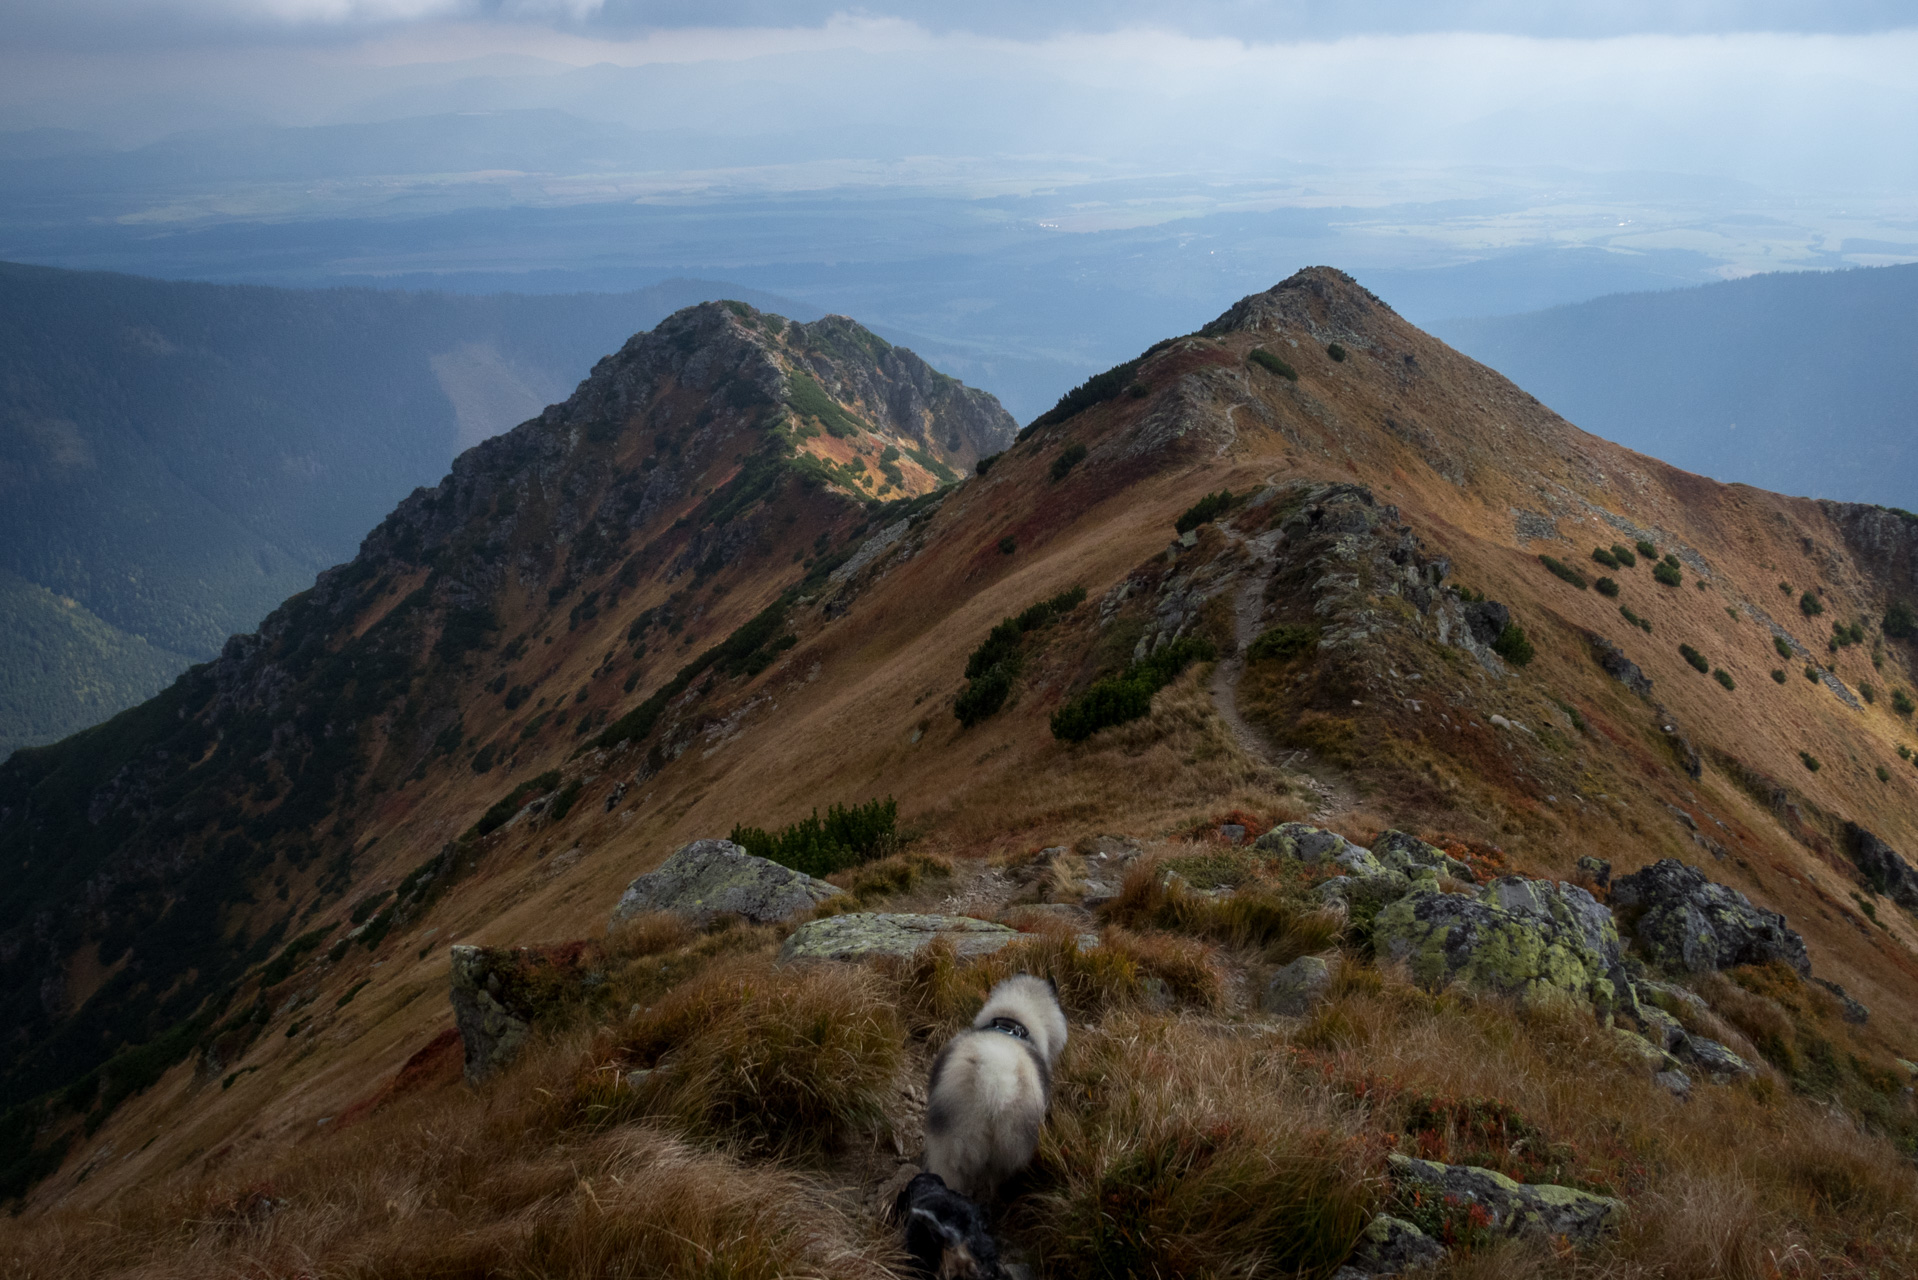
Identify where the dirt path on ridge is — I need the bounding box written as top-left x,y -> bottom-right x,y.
1208,525 -> 1356,823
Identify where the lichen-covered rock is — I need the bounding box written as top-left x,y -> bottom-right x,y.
1610,860 -> 1810,976
1576,856 -> 1612,891
1373,876 -> 1625,1010
1257,823 -> 1385,876
1372,830 -> 1475,882
1635,1003 -> 1685,1052
1634,978 -> 1710,1021
1262,954 -> 1338,1016
1653,1069 -> 1693,1099
1315,870 -> 1415,914
1332,1213 -> 1445,1278
1612,1025 -> 1680,1073
610,838 -> 844,929
1675,1033 -> 1755,1081
1388,1153 -> 1624,1243
778,912 -> 1018,963
450,942 -> 602,1084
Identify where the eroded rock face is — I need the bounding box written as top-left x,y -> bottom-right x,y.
1372,876 -> 1624,1010
1610,859 -> 1809,976
1371,830 -> 1475,882
1846,824 -> 1918,914
1387,1153 -> 1625,1244
449,942 -> 601,1084
1257,823 -> 1386,877
778,912 -> 1017,963
610,838 -> 843,929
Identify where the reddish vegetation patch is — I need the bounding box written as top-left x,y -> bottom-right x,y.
335,1027 -> 463,1129
1186,808 -> 1271,842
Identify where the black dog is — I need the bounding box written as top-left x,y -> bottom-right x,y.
894,1171 -> 1004,1279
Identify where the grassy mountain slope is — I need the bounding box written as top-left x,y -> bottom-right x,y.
5,271 -> 1918,1275
0,262 -> 822,754
1435,262 -> 1918,510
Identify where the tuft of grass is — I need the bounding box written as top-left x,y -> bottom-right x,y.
1247,623 -> 1320,663
1018,1017 -> 1375,1278
603,959 -> 904,1158
1104,856 -> 1344,965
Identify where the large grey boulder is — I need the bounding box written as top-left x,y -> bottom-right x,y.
1257,823 -> 1385,876
1610,859 -> 1809,976
1372,876 -> 1626,1011
1387,1153 -> 1625,1244
1262,954 -> 1338,1016
611,838 -> 844,928
779,912 -> 1018,963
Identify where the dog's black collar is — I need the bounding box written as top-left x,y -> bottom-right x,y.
985,1016 -> 1030,1041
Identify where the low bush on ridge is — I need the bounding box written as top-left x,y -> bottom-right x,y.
729,797 -> 899,878
1052,636 -> 1216,741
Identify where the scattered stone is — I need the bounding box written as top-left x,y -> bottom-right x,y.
1262,954 -> 1339,1016
1844,824 -> 1918,914
1333,1213 -> 1445,1279
1256,823 -> 1386,876
1813,978 -> 1871,1025
1589,635 -> 1653,698
1613,1025 -> 1680,1073
1633,978 -> 1710,1021
1489,714 -> 1514,730
1372,876 -> 1626,1011
610,838 -> 844,929
1463,600 -> 1511,647
1610,859 -> 1810,976
1635,1003 -> 1686,1052
1372,830 -> 1475,882
1387,1153 -> 1625,1244
778,912 -> 1018,963
450,942 -> 601,1084
1653,1069 -> 1693,1099
1219,823 -> 1248,845
1576,856 -> 1612,891
1676,1033 -> 1756,1081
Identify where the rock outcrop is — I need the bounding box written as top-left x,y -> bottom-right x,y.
610,838 -> 844,928
1372,875 -> 1625,1010
1610,859 -> 1809,976
1333,1213 -> 1445,1279
778,912 -> 1018,963
1846,824 -> 1918,914
450,943 -> 602,1084
1371,830 -> 1475,882
1257,823 -> 1385,876
1387,1153 -> 1625,1244
1262,954 -> 1338,1016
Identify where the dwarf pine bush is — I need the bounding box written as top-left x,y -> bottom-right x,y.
1052,636 -> 1216,741
1653,558 -> 1683,587
1611,543 -> 1638,567
1596,576 -> 1620,597
1680,644 -> 1710,673
1493,622 -> 1536,666
1176,490 -> 1235,534
1539,555 -> 1588,589
729,796 -> 899,877
1592,547 -> 1621,569
1249,347 -> 1300,380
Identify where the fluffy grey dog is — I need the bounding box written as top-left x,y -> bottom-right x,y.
923,974 -> 1068,1200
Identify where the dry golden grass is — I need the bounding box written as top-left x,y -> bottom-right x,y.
1105,847 -> 1346,964
0,1037 -> 902,1280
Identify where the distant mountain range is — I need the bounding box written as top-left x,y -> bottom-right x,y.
0,263 -> 821,757
1435,263 -> 1918,511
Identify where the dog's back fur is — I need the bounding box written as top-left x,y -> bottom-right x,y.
895,1171 -> 1003,1279
923,975 -> 1068,1200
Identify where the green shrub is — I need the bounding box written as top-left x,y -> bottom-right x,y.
1620,606 -> 1652,633
1893,689 -> 1915,717
1774,635 -> 1794,659
1878,766 -> 1892,783
998,534 -> 1016,554
1595,576 -> 1619,597
1800,751 -> 1822,772
730,797 -> 899,878
1050,442 -> 1089,482
1887,599 -> 1916,639
1592,547 -> 1621,569
260,925 -> 336,987
1680,644 -> 1710,673
954,587 -> 1086,727
1772,669 -> 1787,684
1805,665 -> 1820,682
975,452 -> 1001,477
1900,744 -> 1912,760
1611,544 -> 1637,568
1538,555 -> 1588,589
1636,540 -> 1658,558
1861,682 -> 1878,705
471,770 -> 562,838
471,743 -> 497,774
1327,342 -> 1348,362
1026,339 -> 1174,434
1493,622 -> 1535,666
1714,668 -> 1736,690
1247,624 -> 1320,662
548,777 -> 585,821
1176,490 -> 1235,534
1249,347 -> 1298,380
1801,591 -> 1824,617
1653,559 -> 1683,587
1052,636 -> 1216,741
